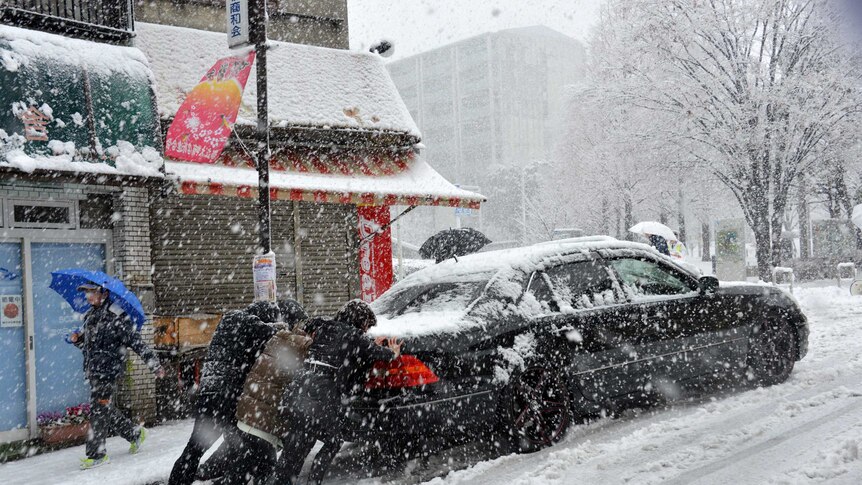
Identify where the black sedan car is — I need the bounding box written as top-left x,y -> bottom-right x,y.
347,236 -> 809,454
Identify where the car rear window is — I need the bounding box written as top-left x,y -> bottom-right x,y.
373,279 -> 489,317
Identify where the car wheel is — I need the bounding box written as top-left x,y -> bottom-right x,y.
501,365 -> 572,453
747,319 -> 796,387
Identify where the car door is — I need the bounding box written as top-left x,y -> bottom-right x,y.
605,253 -> 729,382
524,256 -> 645,401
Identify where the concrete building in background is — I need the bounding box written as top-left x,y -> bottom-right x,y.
387,26 -> 586,244
136,0 -> 349,48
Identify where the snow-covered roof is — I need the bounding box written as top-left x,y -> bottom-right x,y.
0,25 -> 165,178
166,152 -> 485,208
135,23 -> 421,138
0,24 -> 151,79
1,140 -> 164,178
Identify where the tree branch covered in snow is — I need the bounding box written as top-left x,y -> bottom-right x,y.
579,0 -> 862,278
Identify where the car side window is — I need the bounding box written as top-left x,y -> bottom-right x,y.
544,259 -> 617,311
526,272 -> 560,314
609,258 -> 695,299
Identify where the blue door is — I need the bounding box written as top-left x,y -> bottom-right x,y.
31,243 -> 106,414
0,243 -> 26,432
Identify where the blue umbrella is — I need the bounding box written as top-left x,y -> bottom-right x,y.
49,269 -> 146,330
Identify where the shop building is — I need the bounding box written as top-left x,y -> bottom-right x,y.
0,10 -> 165,441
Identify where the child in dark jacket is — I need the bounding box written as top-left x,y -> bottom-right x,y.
69,283 -> 164,470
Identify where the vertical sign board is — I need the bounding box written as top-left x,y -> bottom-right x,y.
227,0 -> 250,49
253,252 -> 277,302
0,295 -> 23,327
715,218 -> 747,281
358,206 -> 394,302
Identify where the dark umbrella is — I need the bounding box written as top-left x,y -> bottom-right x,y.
49,269 -> 147,330
419,228 -> 492,263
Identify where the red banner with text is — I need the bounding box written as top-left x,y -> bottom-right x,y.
165,51 -> 255,163
358,206 -> 393,302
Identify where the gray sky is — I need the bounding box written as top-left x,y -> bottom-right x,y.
347,0 -> 603,60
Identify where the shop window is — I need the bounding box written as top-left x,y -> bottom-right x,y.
7,200 -> 76,229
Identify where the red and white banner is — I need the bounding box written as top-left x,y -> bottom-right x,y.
165,51 -> 255,163
358,206 -> 393,302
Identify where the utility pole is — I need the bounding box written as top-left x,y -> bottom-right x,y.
250,0 -> 270,255
521,167 -> 527,244
246,0 -> 276,302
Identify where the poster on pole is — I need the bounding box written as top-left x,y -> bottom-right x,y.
253,252 -> 277,302
0,295 -> 23,327
164,51 -> 255,163
358,206 -> 394,302
227,0 -> 250,49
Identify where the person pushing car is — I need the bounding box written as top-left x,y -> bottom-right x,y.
266,299 -> 402,485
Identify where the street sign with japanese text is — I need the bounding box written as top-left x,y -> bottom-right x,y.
227,0 -> 250,49
164,51 -> 255,163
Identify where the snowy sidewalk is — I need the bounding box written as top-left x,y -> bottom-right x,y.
0,420 -> 195,485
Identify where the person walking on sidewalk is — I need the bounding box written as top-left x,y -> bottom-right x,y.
68,283 -> 165,470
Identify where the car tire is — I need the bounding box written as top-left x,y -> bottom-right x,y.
499,364 -> 572,453
746,319 -> 796,387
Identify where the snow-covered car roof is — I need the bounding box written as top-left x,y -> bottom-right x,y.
135,23 -> 420,138
393,236 -> 678,287
371,237 -> 692,337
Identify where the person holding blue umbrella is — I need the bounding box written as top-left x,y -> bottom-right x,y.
53,271 -> 165,470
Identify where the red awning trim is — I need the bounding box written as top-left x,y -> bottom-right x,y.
168,148 -> 484,209
175,180 -> 482,209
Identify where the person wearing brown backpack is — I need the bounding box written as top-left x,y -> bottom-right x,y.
221,306 -> 313,484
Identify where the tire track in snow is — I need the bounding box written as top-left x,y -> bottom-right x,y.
662,396 -> 862,485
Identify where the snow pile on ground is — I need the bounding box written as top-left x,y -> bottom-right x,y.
135,23 -> 420,137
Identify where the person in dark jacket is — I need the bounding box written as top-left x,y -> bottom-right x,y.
168,301 -> 281,485
199,298 -> 310,484
68,283 -> 165,470
266,299 -> 402,485
648,234 -> 671,255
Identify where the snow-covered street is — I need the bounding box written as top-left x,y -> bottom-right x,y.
2,282 -> 861,485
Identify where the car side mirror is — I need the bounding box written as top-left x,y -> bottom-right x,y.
698,276 -> 719,295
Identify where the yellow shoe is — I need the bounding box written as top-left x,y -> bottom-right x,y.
129,427 -> 146,454
80,455 -> 110,470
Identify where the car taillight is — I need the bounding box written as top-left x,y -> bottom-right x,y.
365,355 -> 440,389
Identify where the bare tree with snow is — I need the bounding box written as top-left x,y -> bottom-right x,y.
587,0 -> 862,279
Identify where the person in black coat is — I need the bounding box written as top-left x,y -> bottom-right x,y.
197,298 -> 310,484
168,301 -> 281,485
68,283 -> 164,470
266,299 -> 402,485
648,234 -> 671,255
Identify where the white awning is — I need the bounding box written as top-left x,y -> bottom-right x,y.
165,150 -> 484,209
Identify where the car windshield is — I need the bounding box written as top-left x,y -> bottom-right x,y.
373,278 -> 490,317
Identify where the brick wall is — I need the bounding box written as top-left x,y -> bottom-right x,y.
112,186 -> 159,424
